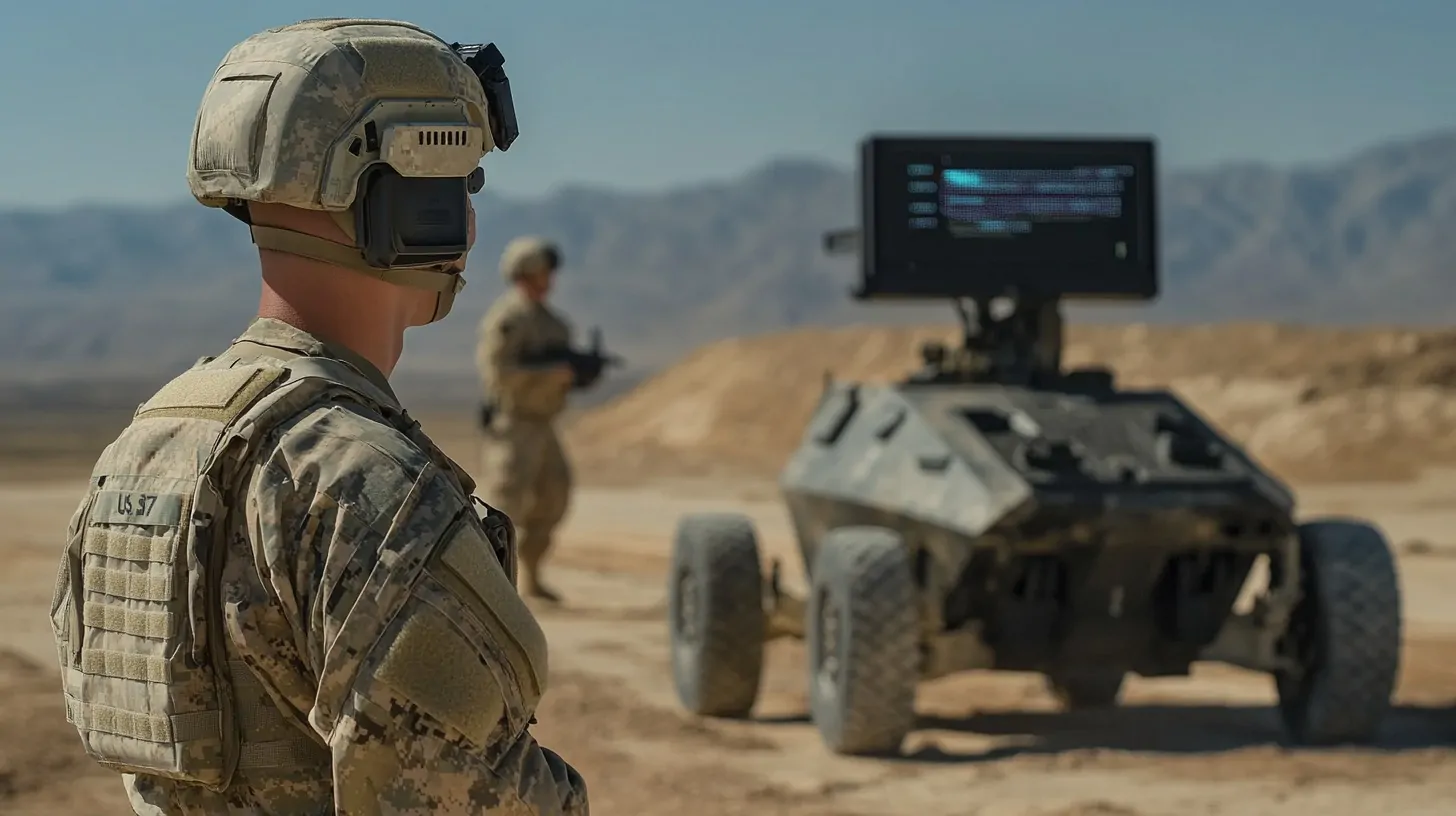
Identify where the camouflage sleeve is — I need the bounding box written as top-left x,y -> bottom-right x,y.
331,582 -> 590,815
244,403 -> 587,814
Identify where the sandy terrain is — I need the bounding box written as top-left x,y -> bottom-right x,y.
3,473 -> 1456,815
4,322 -> 1456,814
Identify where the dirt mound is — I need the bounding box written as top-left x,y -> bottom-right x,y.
567,322 -> 1456,483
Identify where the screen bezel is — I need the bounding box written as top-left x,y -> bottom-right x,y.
856,135 -> 1159,302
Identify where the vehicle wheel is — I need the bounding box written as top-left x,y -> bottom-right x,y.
806,526 -> 919,755
1047,670 -> 1126,710
1275,518 -> 1401,745
668,513 -> 766,718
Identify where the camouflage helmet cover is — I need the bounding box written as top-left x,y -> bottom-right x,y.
187,18 -> 493,212
499,236 -> 562,283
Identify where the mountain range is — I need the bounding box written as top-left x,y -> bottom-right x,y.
4,129 -> 1456,408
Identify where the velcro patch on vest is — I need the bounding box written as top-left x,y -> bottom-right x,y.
135,365 -> 287,423
90,490 -> 185,528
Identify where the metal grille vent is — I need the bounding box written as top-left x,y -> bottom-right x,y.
416,129 -> 470,147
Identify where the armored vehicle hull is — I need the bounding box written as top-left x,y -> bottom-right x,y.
782,377 -> 1295,678
667,373 -> 1402,756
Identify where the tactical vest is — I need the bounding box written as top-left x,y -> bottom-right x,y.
47,348 -> 479,791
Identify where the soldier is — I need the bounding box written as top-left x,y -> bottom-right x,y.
47,19 -> 588,815
475,238 -> 579,603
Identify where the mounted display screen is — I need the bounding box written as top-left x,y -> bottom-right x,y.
858,136 -> 1158,300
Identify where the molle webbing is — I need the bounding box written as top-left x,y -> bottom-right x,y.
65,697 -> 219,744
78,647 -> 168,683
52,354 -> 386,790
84,565 -> 173,602
84,600 -> 174,640
63,661 -> 325,772
84,527 -> 180,564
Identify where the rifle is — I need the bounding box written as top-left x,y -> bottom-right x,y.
478,328 -> 624,431
518,326 -> 624,390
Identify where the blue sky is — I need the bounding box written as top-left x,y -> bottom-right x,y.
2,0 -> 1453,208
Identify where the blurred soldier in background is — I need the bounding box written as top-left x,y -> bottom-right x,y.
476,239 -> 620,603
475,237 -> 582,603
48,18 -> 588,815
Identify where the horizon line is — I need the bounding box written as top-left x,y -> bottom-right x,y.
4,126 -> 1453,216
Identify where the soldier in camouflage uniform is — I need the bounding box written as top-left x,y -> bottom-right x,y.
47,18 -> 588,815
475,238 -> 577,603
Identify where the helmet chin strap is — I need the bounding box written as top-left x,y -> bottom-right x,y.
249,224 -> 466,323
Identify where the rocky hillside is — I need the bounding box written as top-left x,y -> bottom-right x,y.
4,129 -> 1456,405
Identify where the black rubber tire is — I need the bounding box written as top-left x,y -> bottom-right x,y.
1275,518 -> 1402,745
668,513 -> 766,718
1047,670 -> 1126,710
806,526 -> 919,756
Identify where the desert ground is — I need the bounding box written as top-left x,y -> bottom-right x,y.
4,322 -> 1456,815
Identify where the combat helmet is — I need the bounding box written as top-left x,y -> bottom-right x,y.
499,236 -> 562,283
187,18 -> 520,322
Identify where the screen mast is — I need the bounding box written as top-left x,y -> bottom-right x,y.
826,134 -> 1159,386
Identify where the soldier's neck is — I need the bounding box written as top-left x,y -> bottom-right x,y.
514,281 -> 549,303
257,262 -> 406,377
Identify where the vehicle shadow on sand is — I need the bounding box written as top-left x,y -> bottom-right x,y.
894,702 -> 1456,763
747,704 -> 1456,764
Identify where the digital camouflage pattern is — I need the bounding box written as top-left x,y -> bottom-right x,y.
187,18 -> 493,213
475,286 -> 575,597
56,318 -> 587,815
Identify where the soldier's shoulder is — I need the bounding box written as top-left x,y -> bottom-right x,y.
274,399 -> 427,465
258,399 -> 455,531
